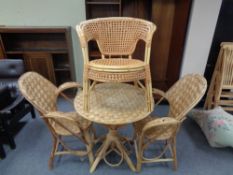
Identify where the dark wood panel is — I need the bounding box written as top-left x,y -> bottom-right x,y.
166,0 -> 192,88
23,52 -> 56,84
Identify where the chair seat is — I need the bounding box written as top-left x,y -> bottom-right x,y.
51,112 -> 91,136
88,58 -> 146,72
133,116 -> 175,140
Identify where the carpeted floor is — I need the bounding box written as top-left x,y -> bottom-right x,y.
0,101 -> 232,175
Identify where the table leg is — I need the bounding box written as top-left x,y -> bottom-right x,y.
90,128 -> 136,173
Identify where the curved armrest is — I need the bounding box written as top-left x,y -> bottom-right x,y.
56,82 -> 82,104
152,88 -> 167,106
56,82 -> 82,95
142,117 -> 179,134
0,95 -> 24,113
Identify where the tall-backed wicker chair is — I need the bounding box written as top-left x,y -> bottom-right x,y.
133,74 -> 207,171
205,42 -> 233,111
18,72 -> 94,169
76,17 -> 156,111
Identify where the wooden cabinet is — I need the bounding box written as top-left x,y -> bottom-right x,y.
0,26 -> 74,85
23,52 -> 56,84
85,0 -> 192,91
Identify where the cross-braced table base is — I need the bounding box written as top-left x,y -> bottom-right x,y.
90,126 -> 136,173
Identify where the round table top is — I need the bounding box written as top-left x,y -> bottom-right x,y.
74,83 -> 153,125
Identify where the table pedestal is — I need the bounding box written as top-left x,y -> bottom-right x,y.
90,126 -> 136,173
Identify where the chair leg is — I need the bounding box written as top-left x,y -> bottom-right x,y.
48,137 -> 58,169
1,118 -> 16,149
134,140 -> 142,172
171,137 -> 177,170
83,129 -> 94,165
30,104 -> 36,119
0,143 -> 6,159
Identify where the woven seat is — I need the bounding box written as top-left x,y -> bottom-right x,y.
18,72 -> 94,169
133,74 -> 207,172
76,17 -> 156,112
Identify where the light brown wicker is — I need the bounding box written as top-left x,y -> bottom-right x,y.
76,17 -> 156,112
133,74 -> 207,171
18,72 -> 94,169
204,42 -> 233,111
74,82 -> 153,173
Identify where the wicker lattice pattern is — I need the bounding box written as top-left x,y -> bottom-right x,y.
88,69 -> 146,82
89,58 -> 145,71
78,17 -> 156,55
74,83 -> 152,125
166,74 -> 207,121
18,71 -> 57,114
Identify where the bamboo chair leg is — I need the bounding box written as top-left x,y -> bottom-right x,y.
171,137 -> 177,170
134,140 -> 142,172
83,129 -> 94,166
49,137 -> 59,169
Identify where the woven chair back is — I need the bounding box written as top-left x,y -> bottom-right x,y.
18,72 -> 57,114
166,74 -> 207,121
78,17 -> 156,56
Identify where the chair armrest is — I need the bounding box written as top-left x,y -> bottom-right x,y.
152,88 -> 167,106
56,82 -> 82,103
0,94 -> 24,113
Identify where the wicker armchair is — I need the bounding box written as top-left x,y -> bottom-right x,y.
76,17 -> 156,111
18,72 -> 94,169
133,74 -> 207,171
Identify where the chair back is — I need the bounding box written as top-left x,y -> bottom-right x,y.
77,17 -> 156,57
166,74 -> 207,121
18,72 -> 57,114
220,43 -> 233,88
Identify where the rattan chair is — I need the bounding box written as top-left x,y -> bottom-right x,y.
133,74 -> 207,171
18,72 -> 94,169
205,42 -> 233,111
76,17 -> 156,112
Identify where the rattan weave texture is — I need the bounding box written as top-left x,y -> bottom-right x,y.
74,83 -> 153,125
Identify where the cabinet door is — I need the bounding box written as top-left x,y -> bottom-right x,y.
23,52 -> 56,84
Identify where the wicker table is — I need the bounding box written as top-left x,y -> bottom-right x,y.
74,82 -> 153,172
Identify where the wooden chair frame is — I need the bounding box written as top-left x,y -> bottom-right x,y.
205,42 -> 233,111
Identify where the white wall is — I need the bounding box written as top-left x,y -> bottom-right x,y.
0,0 -> 86,82
181,0 -> 222,76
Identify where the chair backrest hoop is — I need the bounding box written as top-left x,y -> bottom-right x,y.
77,17 -> 156,56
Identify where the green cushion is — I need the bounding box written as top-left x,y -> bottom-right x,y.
189,107 -> 233,148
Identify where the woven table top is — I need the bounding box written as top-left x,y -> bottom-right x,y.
74,83 -> 153,125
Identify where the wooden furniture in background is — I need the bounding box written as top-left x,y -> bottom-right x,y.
85,0 -> 192,91
76,17 -> 156,112
18,72 -> 94,169
205,42 -> 233,111
0,26 -> 74,86
74,82 -> 153,172
133,74 -> 207,171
